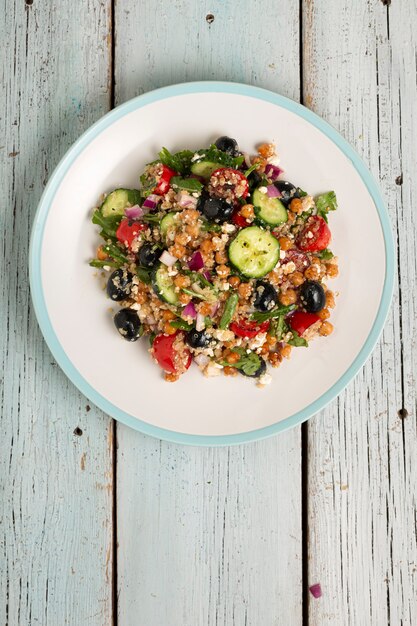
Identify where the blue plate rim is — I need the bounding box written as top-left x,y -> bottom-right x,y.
29,81 -> 395,446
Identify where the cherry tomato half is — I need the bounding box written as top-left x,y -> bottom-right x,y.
116,219 -> 147,248
297,216 -> 331,252
288,311 -> 320,336
230,319 -> 270,338
152,332 -> 192,374
154,165 -> 177,195
232,208 -> 251,228
210,168 -> 249,201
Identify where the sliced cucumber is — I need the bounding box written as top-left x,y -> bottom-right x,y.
228,226 -> 280,279
253,187 -> 288,227
190,160 -> 220,179
100,189 -> 142,218
160,212 -> 180,237
152,264 -> 179,305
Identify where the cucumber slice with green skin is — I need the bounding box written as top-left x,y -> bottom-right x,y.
252,187 -> 288,226
100,189 -> 142,218
152,264 -> 179,305
160,212 -> 180,237
228,226 -> 280,279
190,160 -> 221,179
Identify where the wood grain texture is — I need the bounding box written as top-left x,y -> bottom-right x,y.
114,1 -> 303,624
0,1 -> 114,624
303,1 -> 417,624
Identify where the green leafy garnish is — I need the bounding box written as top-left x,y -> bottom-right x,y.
140,214 -> 162,224
317,248 -> 334,260
244,163 -> 260,177
136,266 -> 152,284
170,319 -> 193,331
159,148 -> 194,175
220,347 -> 262,376
149,332 -> 156,346
219,293 -> 239,329
297,188 -> 308,198
139,172 -> 157,197
287,331 -> 308,347
183,270 -> 213,289
196,144 -> 244,169
269,315 -> 288,340
250,305 -> 296,323
171,176 -> 203,193
89,259 -> 119,269
100,242 -> 128,265
182,288 -> 209,301
315,191 -> 337,222
204,316 -> 213,328
92,209 -> 121,240
200,220 -> 222,233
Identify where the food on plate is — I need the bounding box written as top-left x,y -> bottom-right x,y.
90,138 -> 339,386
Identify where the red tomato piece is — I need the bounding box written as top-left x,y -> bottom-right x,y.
280,249 -> 311,271
232,209 -> 251,228
288,311 -> 320,336
116,219 -> 147,248
230,319 -> 270,338
209,168 -> 249,202
154,165 -> 177,195
152,332 -> 192,374
297,216 -> 331,252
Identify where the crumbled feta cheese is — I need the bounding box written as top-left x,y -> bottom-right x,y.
257,373 -> 272,388
221,282 -> 230,291
221,234 -> 230,243
167,268 -> 178,277
259,186 -> 268,194
248,332 -> 267,350
267,155 -> 281,166
191,153 -> 202,162
103,265 -> 111,272
301,195 -> 314,212
213,329 -> 235,342
192,192 -> 199,198
204,362 -> 223,377
280,250 -> 287,260
222,223 -> 236,234
130,303 -> 140,311
282,261 -> 296,275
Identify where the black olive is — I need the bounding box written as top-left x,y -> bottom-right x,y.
299,280 -> 326,313
114,308 -> 142,341
185,329 -> 213,349
197,194 -> 234,223
253,281 -> 278,312
107,269 -> 133,301
137,243 -> 162,269
240,356 -> 267,378
273,180 -> 299,205
247,169 -> 262,191
214,136 -> 239,156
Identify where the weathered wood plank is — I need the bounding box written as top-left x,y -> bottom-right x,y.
114,1 -> 303,624
303,1 -> 417,623
0,1 -> 114,624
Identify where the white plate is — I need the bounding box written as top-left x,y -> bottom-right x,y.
30,82 -> 394,445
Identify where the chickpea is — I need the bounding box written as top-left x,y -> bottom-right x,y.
287,211 -> 296,223
223,366 -> 238,376
96,245 -> 108,260
269,352 -> 283,367
278,236 -> 292,251
175,232 -> 190,246
266,334 -> 277,347
319,321 -> 334,336
135,291 -> 147,304
169,243 -> 186,259
165,372 -> 179,382
179,292 -> 192,305
163,322 -> 177,335
318,308 -> 330,320
289,271 -> 305,287
279,289 -> 297,306
289,198 -> 303,214
229,275 -> 241,288
305,265 -> 320,280
198,301 -> 212,316
238,282 -> 252,299
280,344 -> 292,359
215,250 -> 228,264
225,352 -> 240,364
261,344 -> 270,356
241,204 -> 255,220
162,309 -> 176,321
174,274 -> 191,289
326,263 -> 339,278
326,291 -> 335,309
252,156 -> 266,173
258,143 -> 275,158
180,209 -> 199,223
186,223 -> 200,237
216,264 -> 230,278
200,239 -> 214,255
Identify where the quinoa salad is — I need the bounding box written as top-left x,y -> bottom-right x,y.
90,136 -> 339,387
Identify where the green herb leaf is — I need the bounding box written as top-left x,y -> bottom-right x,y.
182,288 -> 209,301
171,176 -> 203,192
89,259 -> 120,269
101,242 -> 129,265
223,349 -> 262,376
250,305 -> 296,323
183,270 -> 213,289
136,266 -> 152,284
316,248 -> 334,260
139,172 -> 157,197
170,319 -> 193,331
219,293 -> 239,329
91,209 -> 121,240
297,188 -> 308,198
287,331 -> 308,347
269,315 -> 288,340
244,163 -> 260,177
149,332 -> 156,346
196,144 -> 244,169
204,316 -> 213,328
315,191 -> 337,221
200,220 -> 222,233
159,148 -> 194,175
140,214 -> 162,224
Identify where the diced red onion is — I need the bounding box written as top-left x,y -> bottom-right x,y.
182,302 -> 197,319
188,251 -> 204,271
159,250 -> 177,267
125,204 -> 144,219
266,184 -> 282,198
177,193 -> 198,209
265,163 -> 283,180
203,270 -> 212,282
142,194 -> 160,209
309,584 -> 322,599
194,354 -> 209,367
196,313 -> 205,331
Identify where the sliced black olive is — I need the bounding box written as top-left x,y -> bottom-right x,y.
185,329 -> 212,349
137,242 -> 162,269
114,308 -> 142,341
240,356 -> 267,378
214,136 -> 239,156
273,180 -> 298,205
253,281 -> 278,312
107,269 -> 133,301
299,280 -> 326,313
197,194 -> 234,223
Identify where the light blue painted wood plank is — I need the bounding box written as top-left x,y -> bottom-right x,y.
0,1 -> 114,624
114,2 -> 302,624
304,1 -> 417,624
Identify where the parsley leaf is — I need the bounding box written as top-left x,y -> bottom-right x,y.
269,315 -> 288,340
315,191 -> 337,222
196,144 -> 244,169
171,176 -> 203,192
221,348 -> 262,376
91,209 -> 121,240
244,163 -> 260,177
317,248 -> 334,260
159,148 -> 194,175
287,331 -> 308,347
250,304 -> 296,323
136,266 -> 152,284
297,188 -> 308,197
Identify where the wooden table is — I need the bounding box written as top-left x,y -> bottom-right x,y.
2,1 -> 416,624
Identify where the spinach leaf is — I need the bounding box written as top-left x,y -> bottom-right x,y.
171,176 -> 203,192
91,209 -> 121,240
287,331 -> 308,347
136,266 -> 152,284
316,248 -> 334,260
159,148 -> 194,175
